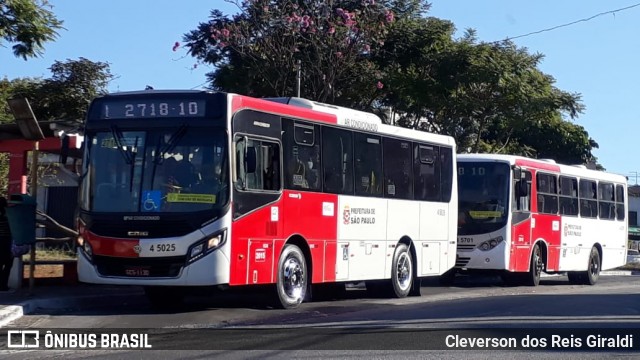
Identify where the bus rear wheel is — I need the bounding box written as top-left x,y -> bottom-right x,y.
275,244 -> 307,309
390,243 -> 413,298
582,247 -> 601,285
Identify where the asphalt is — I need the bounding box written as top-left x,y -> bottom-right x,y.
1,268 -> 639,328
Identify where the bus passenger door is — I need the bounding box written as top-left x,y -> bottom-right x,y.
510,169 -> 532,272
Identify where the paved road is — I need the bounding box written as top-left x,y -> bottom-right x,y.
2,275 -> 640,358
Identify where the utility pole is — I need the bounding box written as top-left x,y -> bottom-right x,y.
295,60 -> 301,98
630,171 -> 639,186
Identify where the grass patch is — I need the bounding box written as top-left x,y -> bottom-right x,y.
21,246 -> 76,262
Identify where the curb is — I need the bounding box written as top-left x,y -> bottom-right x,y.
0,289 -> 144,328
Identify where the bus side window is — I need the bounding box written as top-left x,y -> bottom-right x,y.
354,133 -> 382,196
235,137 -> 280,192
513,170 -> 531,211
322,127 -> 353,194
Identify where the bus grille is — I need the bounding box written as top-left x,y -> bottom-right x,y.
93,255 -> 185,278
457,244 -> 476,252
455,256 -> 470,268
89,220 -> 195,238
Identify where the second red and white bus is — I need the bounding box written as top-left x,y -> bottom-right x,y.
76,90 -> 458,308
450,154 -> 627,286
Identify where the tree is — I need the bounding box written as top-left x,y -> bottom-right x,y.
0,0 -> 64,59
183,0 -> 429,103
184,2 -> 600,166
1,58 -> 112,124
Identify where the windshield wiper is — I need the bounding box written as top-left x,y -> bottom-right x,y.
111,125 -> 133,164
128,136 -> 139,192
154,124 -> 188,164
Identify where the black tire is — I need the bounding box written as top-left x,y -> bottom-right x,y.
144,286 -> 184,310
525,243 -> 543,286
390,243 -> 413,298
275,244 -> 307,309
582,247 -> 601,285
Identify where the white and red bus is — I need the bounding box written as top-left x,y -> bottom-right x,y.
450,154 -> 627,286
76,90 -> 457,308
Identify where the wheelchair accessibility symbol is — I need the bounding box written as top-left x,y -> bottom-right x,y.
142,190 -> 161,212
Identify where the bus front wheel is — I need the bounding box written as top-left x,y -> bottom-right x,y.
525,243 -> 543,286
275,244 -> 307,309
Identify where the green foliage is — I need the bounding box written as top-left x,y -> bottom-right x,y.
185,1 -> 601,167
1,58 -> 112,124
0,0 -> 64,59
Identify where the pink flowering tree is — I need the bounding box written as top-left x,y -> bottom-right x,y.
183,0 -> 429,106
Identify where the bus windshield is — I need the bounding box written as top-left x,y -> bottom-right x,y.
457,162 -> 510,235
81,126 -> 228,213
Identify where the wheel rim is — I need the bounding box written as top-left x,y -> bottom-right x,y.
589,253 -> 599,277
283,256 -> 305,301
396,252 -> 412,291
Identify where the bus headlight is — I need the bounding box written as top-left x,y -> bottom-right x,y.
83,240 -> 93,260
187,230 -> 226,264
477,236 -> 504,252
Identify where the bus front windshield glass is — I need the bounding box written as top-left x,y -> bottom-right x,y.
83,126 -> 228,213
457,162 -> 510,235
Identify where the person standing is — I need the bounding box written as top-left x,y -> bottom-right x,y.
0,196 -> 13,291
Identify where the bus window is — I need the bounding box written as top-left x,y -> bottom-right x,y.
598,182 -> 615,220
536,173 -> 558,215
513,170 -> 532,212
413,144 -> 440,201
616,184 -> 626,221
235,137 -> 280,192
440,147 -> 453,202
283,120 -> 321,191
579,179 -> 598,218
559,176 -> 579,216
383,138 -> 412,199
354,133 -> 382,196
322,127 -> 353,194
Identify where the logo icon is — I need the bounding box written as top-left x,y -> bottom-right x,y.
133,244 -> 142,254
7,330 -> 40,348
343,205 -> 350,225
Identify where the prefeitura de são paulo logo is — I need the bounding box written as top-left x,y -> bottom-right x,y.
343,205 -> 351,225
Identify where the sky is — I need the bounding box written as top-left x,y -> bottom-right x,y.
3,0 -> 640,181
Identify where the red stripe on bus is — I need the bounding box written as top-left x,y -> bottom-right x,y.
514,158 -> 561,172
231,95 -> 338,124
84,230 -> 140,258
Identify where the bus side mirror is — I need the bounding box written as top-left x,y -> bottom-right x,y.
59,134 -> 69,164
516,180 -> 528,197
245,147 -> 257,174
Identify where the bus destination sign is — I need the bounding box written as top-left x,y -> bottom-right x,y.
100,99 -> 206,119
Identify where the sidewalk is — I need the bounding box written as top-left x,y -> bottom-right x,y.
0,282 -> 144,327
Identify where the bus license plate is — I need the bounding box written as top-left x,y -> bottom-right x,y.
125,267 -> 151,277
